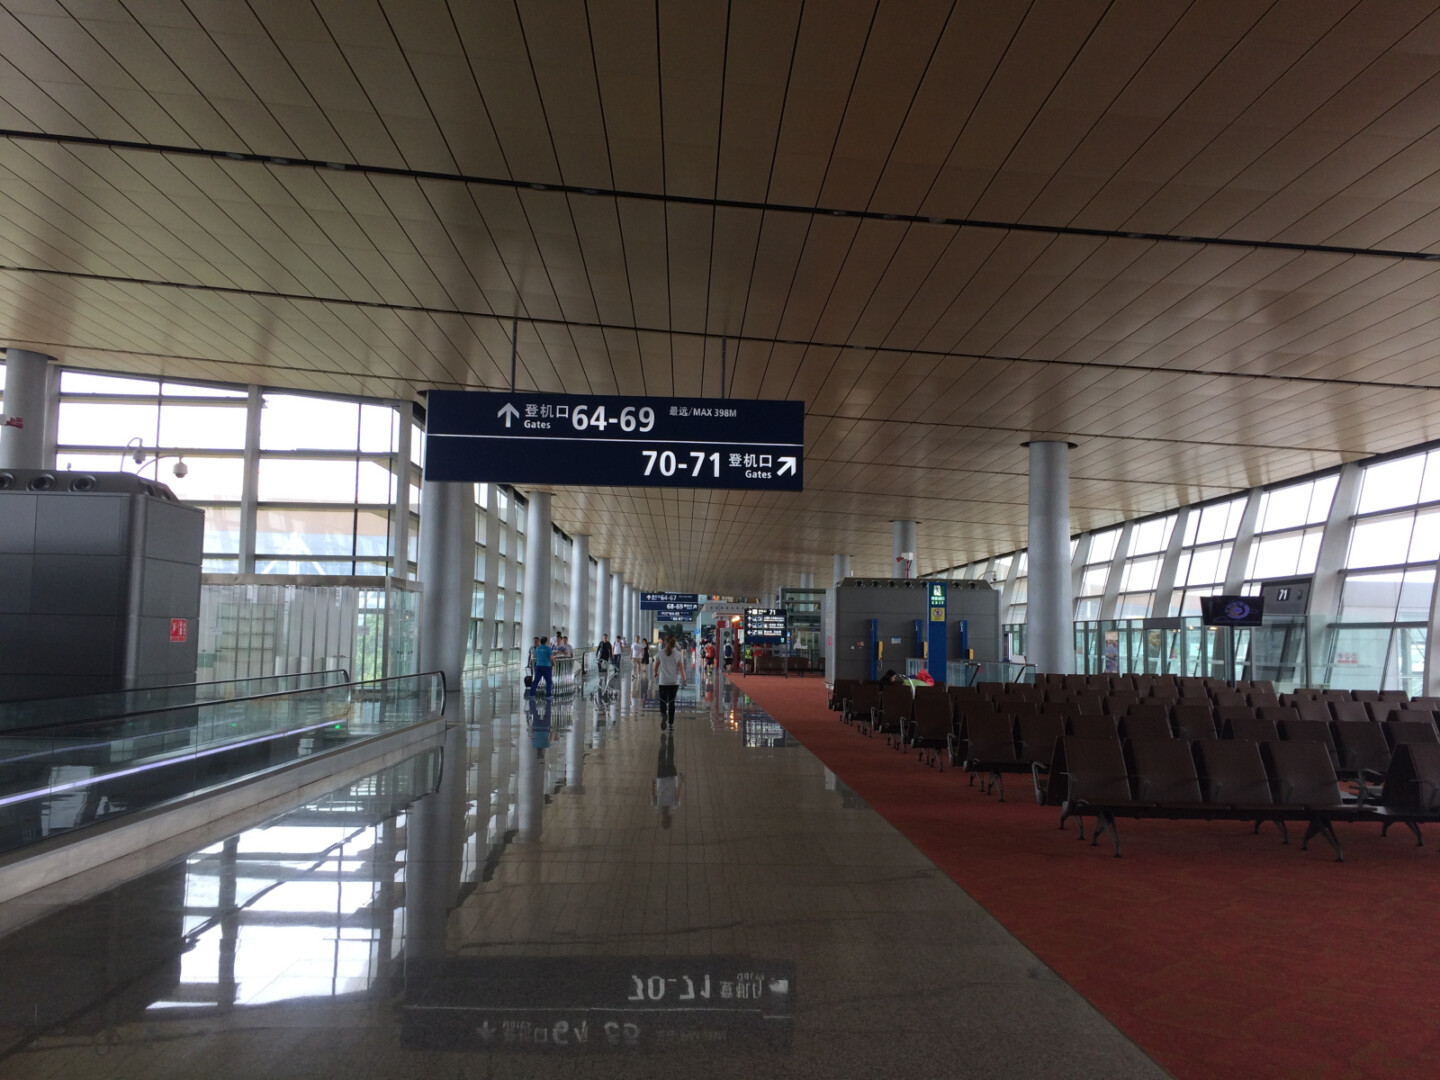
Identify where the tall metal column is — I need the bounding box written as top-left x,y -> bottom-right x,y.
1026,440 -> 1075,675
594,556 -> 612,646
622,582 -> 635,641
417,478 -> 474,705
390,403 -> 412,581
798,571 -> 814,588
521,491 -> 553,647
569,534 -> 590,645
0,349 -> 53,469
892,520 -> 917,578
833,554 -> 851,585
610,572 -> 624,640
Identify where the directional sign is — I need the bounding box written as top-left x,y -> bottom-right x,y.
655,606 -> 700,623
641,592 -> 702,610
423,392 -> 803,491
744,608 -> 787,643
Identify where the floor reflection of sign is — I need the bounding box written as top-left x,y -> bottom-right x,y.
403,957 -> 795,1052
742,710 -> 790,748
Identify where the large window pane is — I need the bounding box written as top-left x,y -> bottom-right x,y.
1359,454 -> 1425,514
356,460 -> 397,503
258,459 -> 359,502
261,394 -> 359,451
1347,515 -> 1414,569
57,401 -> 159,446
359,404 -> 398,453
355,510 -> 391,558
158,403 -> 247,449
1409,509 -> 1440,563
1399,569 -> 1434,622
200,505 -> 242,554
1186,544 -> 1231,586
1115,593 -> 1152,618
61,371 -> 158,394
1128,516 -> 1175,556
1121,555 -> 1162,592
1088,529 -> 1121,564
161,381 -> 245,398
1079,566 -> 1108,595
256,507 -> 355,565
1248,533 -> 1303,579
167,457 -> 246,502
1340,572 -> 1402,622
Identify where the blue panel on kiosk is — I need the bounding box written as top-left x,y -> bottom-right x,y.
867,618 -> 879,682
926,582 -> 947,680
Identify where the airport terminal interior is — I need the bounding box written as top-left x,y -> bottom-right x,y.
6,3 -> 1440,1077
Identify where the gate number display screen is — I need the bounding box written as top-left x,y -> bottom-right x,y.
745,608 -> 787,642
424,391 -> 803,492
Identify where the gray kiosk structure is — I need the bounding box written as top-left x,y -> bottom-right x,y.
0,470 -> 204,703
824,578 -> 1002,684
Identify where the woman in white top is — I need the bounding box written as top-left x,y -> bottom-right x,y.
652,635 -> 689,729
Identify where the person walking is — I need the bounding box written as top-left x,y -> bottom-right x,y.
528,635 -> 554,699
652,634 -> 688,730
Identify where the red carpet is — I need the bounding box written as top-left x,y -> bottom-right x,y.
729,674 -> 1440,1080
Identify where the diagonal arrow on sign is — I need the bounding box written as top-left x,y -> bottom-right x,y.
498,402 -> 520,427
777,456 -> 797,476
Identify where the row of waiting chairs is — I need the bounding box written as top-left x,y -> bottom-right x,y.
1047,735 -> 1440,860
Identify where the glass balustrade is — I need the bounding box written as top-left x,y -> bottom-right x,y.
0,672 -> 444,856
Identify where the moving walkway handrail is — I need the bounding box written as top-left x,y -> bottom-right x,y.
0,671 -> 447,856
0,668 -> 352,735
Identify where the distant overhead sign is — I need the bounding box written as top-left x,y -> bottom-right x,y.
655,606 -> 700,623
423,392 -> 804,491
641,592 -> 703,610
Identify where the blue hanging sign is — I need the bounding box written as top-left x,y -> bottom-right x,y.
424,391 -> 803,491
641,591 -> 703,610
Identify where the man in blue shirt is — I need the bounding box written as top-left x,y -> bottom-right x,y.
529,635 -> 554,699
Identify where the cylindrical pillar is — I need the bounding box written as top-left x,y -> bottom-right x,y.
1026,441 -> 1075,674
418,479 -> 474,704
798,571 -> 814,589
594,556 -> 612,647
404,723 -> 467,958
833,553 -> 851,585
610,573 -> 624,640
623,583 -> 635,642
0,349 -> 54,469
569,534 -> 590,648
892,521 -> 918,579
520,492 -> 552,648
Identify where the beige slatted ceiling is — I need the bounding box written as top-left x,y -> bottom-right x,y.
4,1 -> 1440,593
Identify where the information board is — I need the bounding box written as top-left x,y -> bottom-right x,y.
745,608 -> 787,643
424,392 -> 803,491
655,606 -> 700,623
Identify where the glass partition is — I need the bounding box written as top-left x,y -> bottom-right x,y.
0,669 -> 351,732
0,672 -> 444,856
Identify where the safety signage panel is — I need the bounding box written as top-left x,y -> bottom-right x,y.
423,392 -> 803,491
169,618 -> 188,643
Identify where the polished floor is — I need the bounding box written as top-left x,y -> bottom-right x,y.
0,668 -> 1168,1079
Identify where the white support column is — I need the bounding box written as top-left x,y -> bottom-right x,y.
0,349 -> 54,469
569,534 -> 589,648
40,361 -> 60,469
892,520 -> 918,579
1099,522 -> 1134,621
521,492 -> 553,647
239,386 -> 262,574
1070,532 -> 1092,606
1310,465 -> 1363,689
1151,507 -> 1190,618
610,573 -> 624,640
833,553 -> 851,585
1026,441 -> 1076,674
594,556 -> 612,647
390,407 -> 411,580
798,571 -> 814,588
417,479 -> 474,706
1222,489 -> 1264,594
622,583 -> 635,642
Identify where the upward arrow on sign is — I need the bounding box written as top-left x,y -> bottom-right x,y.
497,402 -> 520,427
